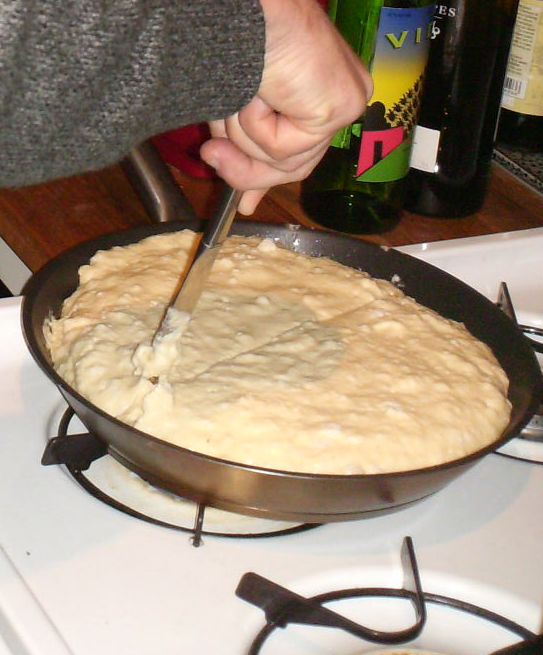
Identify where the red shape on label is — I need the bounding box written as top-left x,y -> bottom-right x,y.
357,126 -> 404,177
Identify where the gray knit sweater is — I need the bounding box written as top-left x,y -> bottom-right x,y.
0,0 -> 265,187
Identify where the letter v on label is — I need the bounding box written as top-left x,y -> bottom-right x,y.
386,31 -> 408,48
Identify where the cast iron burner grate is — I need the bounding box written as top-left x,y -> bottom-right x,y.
497,282 -> 543,448
237,536 -> 541,655
41,407 -> 318,547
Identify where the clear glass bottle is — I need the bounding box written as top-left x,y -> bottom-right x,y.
497,0 -> 543,153
301,0 -> 435,234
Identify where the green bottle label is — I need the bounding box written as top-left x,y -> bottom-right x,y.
333,5 -> 434,183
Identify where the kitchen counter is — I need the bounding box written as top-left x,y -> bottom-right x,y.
0,157 -> 542,288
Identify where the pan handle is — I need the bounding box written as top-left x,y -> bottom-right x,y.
122,139 -> 198,223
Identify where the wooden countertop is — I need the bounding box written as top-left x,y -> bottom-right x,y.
1,160 -> 542,274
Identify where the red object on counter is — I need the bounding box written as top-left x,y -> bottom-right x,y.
153,124 -> 216,179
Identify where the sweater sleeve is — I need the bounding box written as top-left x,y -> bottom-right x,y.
0,0 -> 265,187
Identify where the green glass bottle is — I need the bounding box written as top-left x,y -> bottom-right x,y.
301,0 -> 435,234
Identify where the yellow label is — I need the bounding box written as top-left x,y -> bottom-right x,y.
502,0 -> 543,116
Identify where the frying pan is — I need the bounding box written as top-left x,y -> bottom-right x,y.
21,219 -> 542,522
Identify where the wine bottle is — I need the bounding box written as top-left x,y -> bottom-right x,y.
300,0 -> 435,235
497,0 -> 543,153
405,0 -> 520,218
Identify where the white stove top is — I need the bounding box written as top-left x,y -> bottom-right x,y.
1,228 -> 542,655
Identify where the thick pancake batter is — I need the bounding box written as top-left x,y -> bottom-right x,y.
45,230 -> 511,474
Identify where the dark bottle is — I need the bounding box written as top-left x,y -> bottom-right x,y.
301,0 -> 435,235
405,0 -> 520,218
497,0 -> 543,153
498,110 -> 543,151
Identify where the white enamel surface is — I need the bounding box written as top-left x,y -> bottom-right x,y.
0,229 -> 542,654
0,238 -> 31,295
398,227 -> 543,326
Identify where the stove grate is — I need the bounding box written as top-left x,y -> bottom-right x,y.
238,537 -> 426,652
497,282 -> 543,446
238,537 -> 537,655
42,407 -> 318,546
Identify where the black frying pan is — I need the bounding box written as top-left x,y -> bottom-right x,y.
21,219 -> 542,522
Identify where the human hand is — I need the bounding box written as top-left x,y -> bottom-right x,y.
199,0 -> 372,215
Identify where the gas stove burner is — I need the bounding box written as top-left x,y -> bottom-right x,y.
238,537 -> 538,655
43,406 -> 318,545
496,283 -> 543,464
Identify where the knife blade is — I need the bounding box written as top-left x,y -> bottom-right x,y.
153,184 -> 241,342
